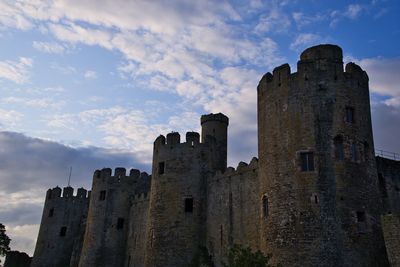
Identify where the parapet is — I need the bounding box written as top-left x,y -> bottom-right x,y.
46,186 -> 89,200
300,44 -> 343,62
201,113 -> 229,126
154,131 -> 203,148
210,157 -> 259,182
345,62 -> 369,81
92,167 -> 149,186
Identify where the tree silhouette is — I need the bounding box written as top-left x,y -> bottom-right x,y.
0,223 -> 11,264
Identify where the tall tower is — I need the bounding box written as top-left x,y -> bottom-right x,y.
78,168 -> 149,267
145,114 -> 228,267
257,44 -> 388,266
31,186 -> 89,267
201,113 -> 229,172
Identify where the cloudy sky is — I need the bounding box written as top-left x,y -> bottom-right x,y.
0,0 -> 399,257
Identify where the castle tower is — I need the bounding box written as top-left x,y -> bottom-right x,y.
78,168 -> 148,267
257,44 -> 388,266
145,115 -> 228,267
31,186 -> 89,267
201,113 -> 229,172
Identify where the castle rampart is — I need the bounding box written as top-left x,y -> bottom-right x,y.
257,44 -> 387,266
207,157 -> 259,266
31,186 -> 89,267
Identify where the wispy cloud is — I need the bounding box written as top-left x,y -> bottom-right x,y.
0,57 -> 33,84
0,108 -> 23,129
84,70 -> 97,80
33,41 -> 65,54
290,33 -> 323,51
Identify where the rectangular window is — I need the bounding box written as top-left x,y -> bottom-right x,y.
60,226 -> 67,237
345,107 -> 355,123
300,152 -> 315,171
184,197 -> 193,213
262,195 -> 268,218
49,208 -> 54,217
351,143 -> 358,162
158,162 -> 165,175
357,211 -> 366,222
117,218 -> 124,230
99,190 -> 106,201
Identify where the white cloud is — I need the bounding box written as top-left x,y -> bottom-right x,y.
0,1 -> 32,30
84,70 -> 97,80
1,96 -> 65,109
0,108 -> 23,129
290,33 -> 323,51
0,57 -> 33,84
33,41 -> 65,54
357,57 -> 400,98
345,4 -> 363,19
254,4 -> 291,33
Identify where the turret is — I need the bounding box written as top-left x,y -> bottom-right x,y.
257,44 -> 388,266
201,113 -> 229,172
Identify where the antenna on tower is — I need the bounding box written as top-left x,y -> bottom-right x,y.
68,166 -> 72,186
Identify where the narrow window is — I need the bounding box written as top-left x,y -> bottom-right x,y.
99,190 -> 106,201
220,225 -> 223,247
300,152 -> 315,171
351,143 -> 358,162
49,208 -> 54,217
356,211 -> 366,222
158,162 -> 165,175
378,173 -> 388,198
60,226 -> 67,237
185,197 -> 193,213
345,107 -> 355,123
363,141 -> 370,161
314,195 -> 319,204
334,136 -> 344,160
262,195 -> 269,218
117,218 -> 124,230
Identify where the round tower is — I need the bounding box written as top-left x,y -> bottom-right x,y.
145,127 -> 219,267
78,168 -> 142,267
257,44 -> 388,266
31,186 -> 89,267
201,113 -> 229,172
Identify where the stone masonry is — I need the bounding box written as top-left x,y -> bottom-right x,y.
29,44 -> 399,267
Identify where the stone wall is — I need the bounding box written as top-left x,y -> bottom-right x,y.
207,158 -> 259,267
257,44 -> 388,266
78,168 -> 150,267
376,157 -> 400,214
382,214 -> 400,267
125,193 -> 150,267
31,186 -> 89,267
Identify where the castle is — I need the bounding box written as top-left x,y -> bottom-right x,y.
26,44 -> 400,267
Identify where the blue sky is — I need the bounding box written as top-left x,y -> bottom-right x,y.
0,0 -> 400,256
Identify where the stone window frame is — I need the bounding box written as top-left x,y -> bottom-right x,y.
297,149 -> 316,172
117,218 -> 124,230
184,196 -> 194,213
262,194 -> 269,219
48,208 -> 54,218
99,190 -> 106,201
345,106 -> 355,124
158,161 -> 165,175
59,226 -> 67,237
333,135 -> 345,161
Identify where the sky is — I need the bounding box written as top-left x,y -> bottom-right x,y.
0,0 -> 399,257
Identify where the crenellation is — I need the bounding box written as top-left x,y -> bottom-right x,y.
31,44 -> 396,267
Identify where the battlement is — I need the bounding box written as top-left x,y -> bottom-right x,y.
46,186 -> 90,200
154,131 -> 202,148
211,157 -> 259,182
131,192 -> 150,204
93,167 -> 150,187
201,113 -> 229,125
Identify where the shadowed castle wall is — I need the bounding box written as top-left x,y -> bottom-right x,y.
257,44 -> 388,266
206,157 -> 260,266
31,186 -> 89,267
78,168 -> 150,267
376,156 -> 400,214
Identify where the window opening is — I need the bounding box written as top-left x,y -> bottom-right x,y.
356,211 -> 366,222
300,152 -> 315,171
345,107 -> 355,123
158,162 -> 165,175
117,218 -> 124,230
185,198 -> 194,213
49,208 -> 54,217
99,190 -> 106,201
334,136 -> 344,160
262,195 -> 268,218
351,143 -> 358,162
314,195 -> 319,204
60,226 -> 67,237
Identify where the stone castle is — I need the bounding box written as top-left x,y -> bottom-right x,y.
26,44 -> 400,267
